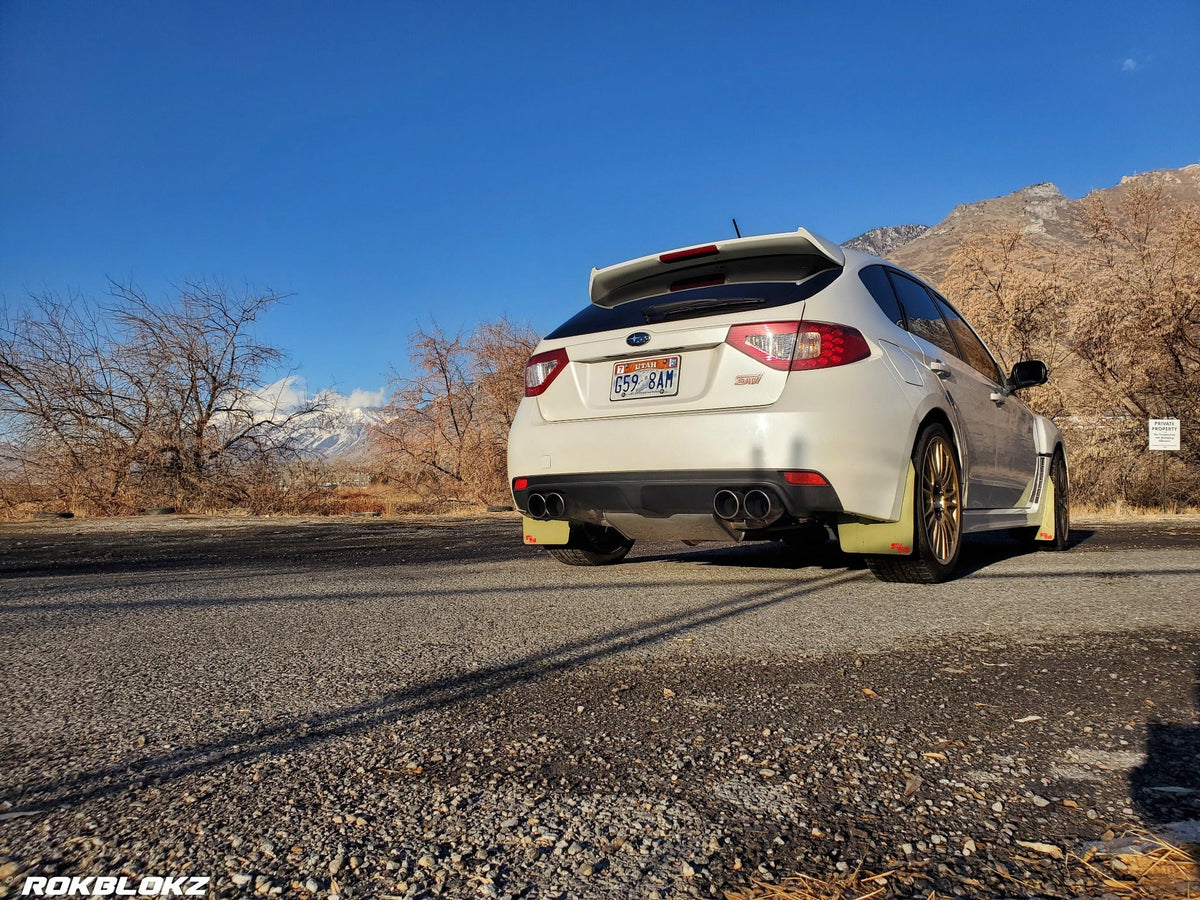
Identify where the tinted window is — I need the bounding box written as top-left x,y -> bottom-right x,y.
859,265 -> 905,328
887,272 -> 958,356
545,268 -> 841,339
931,294 -> 1003,384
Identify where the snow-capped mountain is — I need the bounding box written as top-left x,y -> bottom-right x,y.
290,404 -> 382,459
250,378 -> 386,460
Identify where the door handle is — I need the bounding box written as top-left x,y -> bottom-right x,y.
990,390 -> 1006,406
929,361 -> 951,379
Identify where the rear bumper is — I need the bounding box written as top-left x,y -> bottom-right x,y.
506,360 -> 922,524
512,469 -> 843,523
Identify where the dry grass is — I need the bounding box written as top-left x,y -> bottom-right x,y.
724,835 -> 1199,900
311,484 -> 503,518
1081,833 -> 1200,899
1073,501 -> 1200,523
0,477 -> 512,521
724,869 -> 906,900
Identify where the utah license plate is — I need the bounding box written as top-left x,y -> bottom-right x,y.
610,356 -> 680,401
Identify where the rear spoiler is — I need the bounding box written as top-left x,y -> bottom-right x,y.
589,228 -> 846,308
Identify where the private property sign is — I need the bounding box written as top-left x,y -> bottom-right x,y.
1148,418 -> 1181,451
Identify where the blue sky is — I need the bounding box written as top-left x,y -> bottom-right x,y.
2,1 -> 1198,406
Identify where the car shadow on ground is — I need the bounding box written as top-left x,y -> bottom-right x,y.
0,567 -> 866,813
630,528 -> 1097,576
1130,660 -> 1200,859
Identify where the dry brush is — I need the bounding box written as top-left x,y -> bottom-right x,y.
942,179 -> 1200,508
370,318 -> 537,507
0,282 -> 324,516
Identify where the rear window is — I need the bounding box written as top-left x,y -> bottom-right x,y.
545,268 -> 841,340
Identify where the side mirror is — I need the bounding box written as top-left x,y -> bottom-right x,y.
1008,360 -> 1048,391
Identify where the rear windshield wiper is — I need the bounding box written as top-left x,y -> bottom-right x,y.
642,296 -> 767,324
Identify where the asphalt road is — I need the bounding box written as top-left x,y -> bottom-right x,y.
1,515 -> 1198,899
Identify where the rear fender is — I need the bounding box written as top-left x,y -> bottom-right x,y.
1032,416 -> 1063,456
872,396 -> 965,525
837,462 -> 916,555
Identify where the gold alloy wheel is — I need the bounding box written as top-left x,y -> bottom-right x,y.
921,436 -> 962,564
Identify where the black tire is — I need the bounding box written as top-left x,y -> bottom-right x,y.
546,523 -> 634,566
1010,449 -> 1070,550
866,424 -> 963,584
1040,449 -> 1070,550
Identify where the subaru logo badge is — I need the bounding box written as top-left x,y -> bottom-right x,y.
626,332 -> 651,347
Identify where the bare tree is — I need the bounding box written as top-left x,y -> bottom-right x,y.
940,180 -> 1200,507
942,229 -> 1078,419
372,317 -> 537,505
0,281 -> 323,514
0,294 -> 151,512
1072,181 -> 1200,427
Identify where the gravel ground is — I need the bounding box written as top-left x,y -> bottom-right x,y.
0,515 -> 1198,899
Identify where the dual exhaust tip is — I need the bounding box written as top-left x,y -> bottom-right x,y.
714,488 -> 781,525
526,492 -> 565,520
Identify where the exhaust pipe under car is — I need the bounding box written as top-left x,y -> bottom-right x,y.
713,490 -> 743,521
744,488 -> 784,525
526,492 -> 565,520
714,488 -> 785,526
743,489 -> 775,521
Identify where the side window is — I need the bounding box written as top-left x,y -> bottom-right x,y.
887,272 -> 958,357
858,265 -> 905,328
931,294 -> 1004,384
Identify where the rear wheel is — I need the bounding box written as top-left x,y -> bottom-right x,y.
1042,449 -> 1070,550
866,424 -> 963,584
546,523 -> 634,566
1011,448 -> 1070,550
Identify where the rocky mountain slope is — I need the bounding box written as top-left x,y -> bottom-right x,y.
848,163 -> 1200,283
842,224 -> 930,256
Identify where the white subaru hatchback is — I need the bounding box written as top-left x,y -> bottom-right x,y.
507,228 -> 1069,582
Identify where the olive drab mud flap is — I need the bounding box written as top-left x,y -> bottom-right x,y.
523,517 -> 570,545
835,462 -> 916,556
1034,481 -> 1056,542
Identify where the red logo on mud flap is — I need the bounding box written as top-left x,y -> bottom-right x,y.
525,535 -> 538,544
890,542 -> 911,554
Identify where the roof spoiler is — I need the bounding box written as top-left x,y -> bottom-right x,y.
589,228 -> 846,308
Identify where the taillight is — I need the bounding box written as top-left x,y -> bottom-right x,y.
790,322 -> 870,370
725,322 -> 800,370
725,321 -> 869,371
524,347 -> 569,397
512,477 -> 529,491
